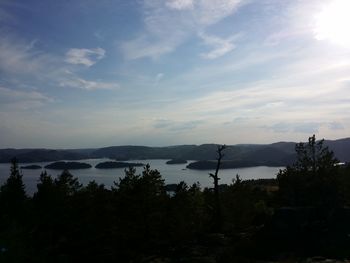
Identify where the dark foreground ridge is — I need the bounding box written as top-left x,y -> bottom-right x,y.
1,136 -> 350,262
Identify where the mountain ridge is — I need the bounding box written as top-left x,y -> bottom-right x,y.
1,138 -> 349,165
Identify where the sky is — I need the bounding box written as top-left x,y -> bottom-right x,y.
0,0 -> 350,148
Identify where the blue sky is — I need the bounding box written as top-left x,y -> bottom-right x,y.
0,0 -> 350,148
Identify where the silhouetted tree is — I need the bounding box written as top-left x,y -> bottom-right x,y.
338,164 -> 350,206
167,182 -> 208,243
0,158 -> 29,261
277,135 -> 340,207
54,169 -> 82,196
222,175 -> 271,233
113,165 -> 168,259
294,135 -> 338,175
33,170 -> 55,205
0,158 -> 26,216
209,145 -> 226,232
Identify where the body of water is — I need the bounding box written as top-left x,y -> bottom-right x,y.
0,159 -> 283,195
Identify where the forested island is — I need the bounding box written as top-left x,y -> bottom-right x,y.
44,161 -> 92,170
95,161 -> 144,169
0,135 -> 350,262
166,159 -> 187,164
20,165 -> 42,170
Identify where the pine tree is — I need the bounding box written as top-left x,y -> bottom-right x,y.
277,135 -> 340,207
0,158 -> 27,216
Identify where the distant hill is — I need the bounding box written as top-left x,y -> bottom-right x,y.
0,149 -> 91,163
91,145 -> 197,160
324,138 -> 350,162
1,137 -> 349,167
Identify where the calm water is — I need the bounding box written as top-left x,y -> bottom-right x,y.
0,159 -> 283,195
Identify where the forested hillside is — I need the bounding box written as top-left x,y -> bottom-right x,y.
1,138 -> 349,165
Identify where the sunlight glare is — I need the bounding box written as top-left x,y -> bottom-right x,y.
313,0 -> 350,46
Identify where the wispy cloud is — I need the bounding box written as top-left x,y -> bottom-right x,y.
166,0 -> 193,10
121,35 -> 183,60
153,118 -> 172,129
199,32 -> 240,59
153,118 -> 203,131
151,41 -> 350,139
0,86 -> 53,109
121,0 -> 246,59
266,122 -> 321,134
65,47 -> 105,67
265,121 -> 346,134
0,32 -> 117,93
328,121 -> 344,130
0,34 -> 53,75
191,0 -> 244,26
59,75 -> 119,91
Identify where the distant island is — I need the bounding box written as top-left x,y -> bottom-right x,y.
21,165 -> 42,170
166,159 -> 187,164
45,162 -> 92,170
186,160 -> 285,170
95,161 -> 144,169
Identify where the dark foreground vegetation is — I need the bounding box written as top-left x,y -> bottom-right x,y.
0,135 -> 350,262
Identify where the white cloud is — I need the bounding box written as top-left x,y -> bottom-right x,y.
59,76 -> 119,91
121,0 -> 246,59
0,32 -> 115,93
121,35 -> 183,60
153,118 -> 203,131
199,32 -> 239,59
65,47 -> 105,67
166,0 -> 193,10
192,0 -> 244,26
152,43 -> 350,138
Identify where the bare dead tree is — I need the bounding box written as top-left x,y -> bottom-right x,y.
209,144 -> 226,232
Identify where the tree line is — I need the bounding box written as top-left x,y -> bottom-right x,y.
0,135 -> 350,262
